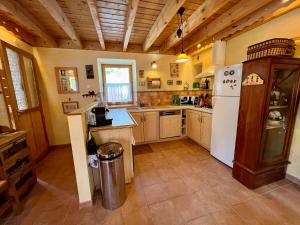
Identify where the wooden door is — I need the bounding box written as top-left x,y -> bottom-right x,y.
130,112 -> 144,143
200,113 -> 212,150
0,42 -> 48,160
143,112 -> 158,142
160,115 -> 181,139
187,110 -> 201,143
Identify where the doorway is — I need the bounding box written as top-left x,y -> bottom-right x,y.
0,41 -> 48,161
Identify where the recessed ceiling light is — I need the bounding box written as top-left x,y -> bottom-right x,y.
197,44 -> 201,48
282,0 -> 290,3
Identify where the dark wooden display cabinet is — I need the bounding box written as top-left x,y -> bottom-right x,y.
233,56 -> 300,189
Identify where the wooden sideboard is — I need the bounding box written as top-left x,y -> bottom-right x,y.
0,131 -> 37,213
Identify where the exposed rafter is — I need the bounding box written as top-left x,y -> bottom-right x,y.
186,0 -> 298,54
0,16 -> 37,46
162,0 -> 232,51
143,0 -> 186,52
37,0 -> 82,48
222,0 -> 299,41
182,0 -> 274,52
86,0 -> 106,50
0,0 -> 57,47
123,0 -> 139,51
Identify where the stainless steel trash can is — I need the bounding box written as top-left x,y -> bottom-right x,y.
97,142 -> 126,210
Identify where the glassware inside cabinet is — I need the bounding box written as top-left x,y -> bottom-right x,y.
262,67 -> 298,161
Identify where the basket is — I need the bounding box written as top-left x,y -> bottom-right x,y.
247,38 -> 295,60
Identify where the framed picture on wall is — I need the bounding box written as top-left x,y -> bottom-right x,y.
85,65 -> 94,79
139,70 -> 145,78
62,101 -> 79,114
55,67 -> 79,94
170,63 -> 179,78
167,80 -> 174,85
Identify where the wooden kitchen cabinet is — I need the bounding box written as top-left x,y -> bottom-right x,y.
187,110 -> 201,143
160,114 -> 181,139
187,110 -> 212,150
144,112 -> 159,142
130,112 -> 158,143
200,113 -> 212,150
130,112 -> 144,143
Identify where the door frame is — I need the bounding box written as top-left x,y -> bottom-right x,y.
0,41 -> 49,146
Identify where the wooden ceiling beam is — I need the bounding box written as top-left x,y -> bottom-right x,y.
221,0 -> 299,41
0,0 -> 57,47
143,0 -> 186,52
182,0 -> 274,52
186,0 -> 298,54
37,0 -> 82,48
162,0 -> 232,51
123,0 -> 139,51
0,16 -> 37,46
86,0 -> 106,50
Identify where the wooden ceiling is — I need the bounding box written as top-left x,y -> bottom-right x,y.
0,0 -> 299,54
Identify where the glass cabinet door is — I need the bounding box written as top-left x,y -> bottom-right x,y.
262,65 -> 299,161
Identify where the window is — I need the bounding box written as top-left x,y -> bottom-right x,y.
102,64 -> 133,104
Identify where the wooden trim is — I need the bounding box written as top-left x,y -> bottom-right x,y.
86,0 -> 106,50
55,67 -> 80,94
123,0 -> 140,51
101,64 -> 134,105
49,144 -> 71,150
37,0 -> 82,48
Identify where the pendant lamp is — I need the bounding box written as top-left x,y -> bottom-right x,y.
176,7 -> 189,63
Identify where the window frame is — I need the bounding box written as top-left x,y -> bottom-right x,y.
101,64 -> 134,105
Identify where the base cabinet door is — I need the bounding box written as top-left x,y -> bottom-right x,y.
130,112 -> 144,143
160,115 -> 181,139
187,110 -> 201,143
200,113 -> 212,150
143,112 -> 159,142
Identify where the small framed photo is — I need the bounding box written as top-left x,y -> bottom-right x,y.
139,70 -> 145,78
55,67 -> 79,94
85,65 -> 94,79
62,101 -> 79,114
176,80 -> 182,85
167,80 -> 174,85
170,63 -> 179,78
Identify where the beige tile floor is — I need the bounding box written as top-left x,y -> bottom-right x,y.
1,139 -> 300,225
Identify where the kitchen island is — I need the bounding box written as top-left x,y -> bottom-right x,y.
90,108 -> 136,184
67,103 -> 136,206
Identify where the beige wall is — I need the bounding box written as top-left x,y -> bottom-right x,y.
225,7 -> 300,179
33,47 -> 198,145
0,28 -> 34,127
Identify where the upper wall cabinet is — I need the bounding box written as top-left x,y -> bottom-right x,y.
55,67 -> 79,94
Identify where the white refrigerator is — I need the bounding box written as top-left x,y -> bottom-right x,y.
210,64 -> 243,167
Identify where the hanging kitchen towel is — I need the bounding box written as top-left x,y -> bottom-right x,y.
88,154 -> 98,168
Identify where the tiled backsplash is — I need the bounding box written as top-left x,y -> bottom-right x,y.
137,90 -> 212,106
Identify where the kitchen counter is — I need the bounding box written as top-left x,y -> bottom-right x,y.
127,105 -> 213,114
89,108 -> 137,132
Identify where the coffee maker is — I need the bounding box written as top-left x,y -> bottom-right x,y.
90,107 -> 112,126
